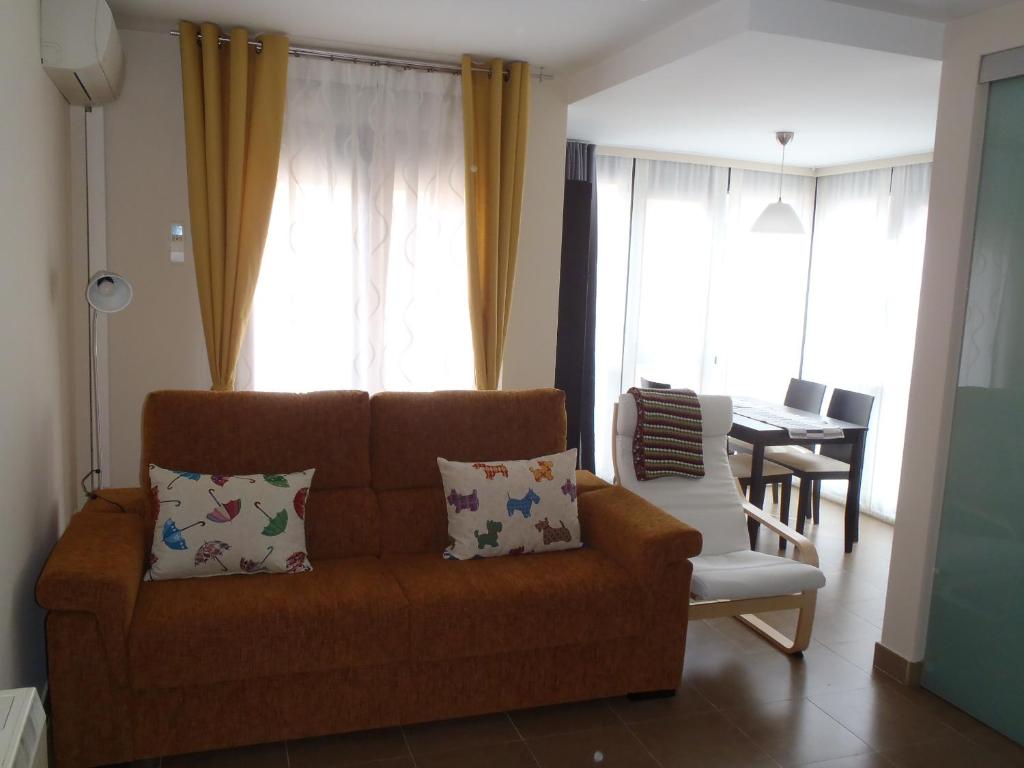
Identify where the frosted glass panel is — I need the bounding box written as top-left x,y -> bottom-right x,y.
925,75 -> 1024,745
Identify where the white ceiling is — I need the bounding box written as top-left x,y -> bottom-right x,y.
568,31 -> 943,168
832,0 -> 1011,20
109,0 -> 718,73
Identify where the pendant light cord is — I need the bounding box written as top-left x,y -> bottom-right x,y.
778,141 -> 786,202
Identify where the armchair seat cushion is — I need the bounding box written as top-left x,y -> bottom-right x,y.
382,549 -> 644,662
129,557 -> 408,690
690,550 -> 825,601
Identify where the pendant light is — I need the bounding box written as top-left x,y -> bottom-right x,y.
751,131 -> 805,234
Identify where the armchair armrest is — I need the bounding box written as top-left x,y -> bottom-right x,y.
36,506 -> 146,683
79,486 -> 149,516
741,500 -> 820,568
579,486 -> 702,586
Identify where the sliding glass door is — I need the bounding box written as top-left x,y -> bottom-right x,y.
924,72 -> 1024,744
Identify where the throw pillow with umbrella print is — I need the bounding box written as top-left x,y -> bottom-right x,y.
147,465 -> 315,581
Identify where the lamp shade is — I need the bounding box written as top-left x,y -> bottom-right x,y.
751,201 -> 805,235
85,270 -> 133,313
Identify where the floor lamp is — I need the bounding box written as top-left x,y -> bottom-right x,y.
84,270 -> 132,495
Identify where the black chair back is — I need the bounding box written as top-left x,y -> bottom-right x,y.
821,388 -> 875,462
640,377 -> 671,389
784,378 -> 826,413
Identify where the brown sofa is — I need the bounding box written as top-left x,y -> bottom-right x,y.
37,388 -> 702,767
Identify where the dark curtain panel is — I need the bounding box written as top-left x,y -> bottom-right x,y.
554,141 -> 598,471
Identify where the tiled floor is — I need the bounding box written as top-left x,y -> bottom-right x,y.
131,499 -> 1024,768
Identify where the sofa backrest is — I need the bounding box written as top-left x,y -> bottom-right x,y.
370,389 -> 567,553
141,390 -> 378,558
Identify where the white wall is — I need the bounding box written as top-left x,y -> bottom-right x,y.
100,31 -> 568,486
881,0 -> 1024,663
103,30 -> 209,488
0,0 -> 75,690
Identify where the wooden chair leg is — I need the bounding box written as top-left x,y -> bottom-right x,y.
812,481 -> 821,525
779,478 -> 792,551
736,591 -> 817,654
796,478 -> 811,535
771,483 -> 779,504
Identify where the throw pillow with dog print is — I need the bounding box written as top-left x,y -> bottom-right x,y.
437,449 -> 581,559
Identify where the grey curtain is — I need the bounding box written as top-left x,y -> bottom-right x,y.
554,141 -> 598,471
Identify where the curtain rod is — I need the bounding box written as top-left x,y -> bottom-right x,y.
168,30 -> 552,81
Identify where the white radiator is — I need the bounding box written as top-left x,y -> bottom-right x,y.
0,689 -> 46,768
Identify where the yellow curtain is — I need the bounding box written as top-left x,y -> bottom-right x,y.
461,55 -> 531,390
178,21 -> 288,391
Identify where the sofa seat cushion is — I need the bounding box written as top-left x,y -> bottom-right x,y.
129,557 -> 408,690
382,549 -> 645,662
690,550 -> 825,601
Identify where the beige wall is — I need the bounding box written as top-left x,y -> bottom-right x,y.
502,78 -> 568,390
881,0 -> 1024,663
101,31 -> 568,485
0,0 -> 74,690
103,30 -> 209,487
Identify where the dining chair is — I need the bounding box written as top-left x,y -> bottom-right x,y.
640,377 -> 672,389
613,393 -> 826,654
769,388 -> 875,530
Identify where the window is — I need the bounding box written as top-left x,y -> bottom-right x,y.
251,57 -> 473,394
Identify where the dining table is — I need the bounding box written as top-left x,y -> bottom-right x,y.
729,397 -> 868,553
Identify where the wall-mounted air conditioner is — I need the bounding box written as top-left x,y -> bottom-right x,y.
41,0 -> 124,105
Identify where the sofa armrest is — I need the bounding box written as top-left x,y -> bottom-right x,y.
80,486 -> 149,516
575,470 -> 610,495
36,506 -> 146,683
579,486 -> 702,586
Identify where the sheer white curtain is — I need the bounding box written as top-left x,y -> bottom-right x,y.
593,155 -> 634,479
621,160 -> 729,394
801,164 -> 932,521
712,169 -> 816,400
251,57 -> 472,393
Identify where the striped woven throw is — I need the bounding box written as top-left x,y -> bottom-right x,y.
629,387 -> 705,480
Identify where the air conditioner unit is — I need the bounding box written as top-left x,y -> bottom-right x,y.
41,0 -> 124,105
0,688 -> 47,768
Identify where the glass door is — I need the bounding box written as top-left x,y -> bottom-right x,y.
924,73 -> 1024,744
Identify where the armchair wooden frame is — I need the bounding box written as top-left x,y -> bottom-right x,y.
612,401 -> 819,655
686,481 -> 819,654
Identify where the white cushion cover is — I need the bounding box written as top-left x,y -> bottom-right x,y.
690,550 -> 827,600
616,394 -> 750,555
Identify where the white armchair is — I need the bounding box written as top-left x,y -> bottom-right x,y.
613,393 -> 826,654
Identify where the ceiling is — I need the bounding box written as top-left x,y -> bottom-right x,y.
568,31 -> 943,168
831,0 -> 1011,20
109,0 -> 718,73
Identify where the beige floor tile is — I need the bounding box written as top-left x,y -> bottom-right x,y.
402,713 -> 520,758
527,724 -> 658,767
287,727 -> 409,767
721,698 -> 872,767
509,699 -> 619,740
629,710 -> 777,767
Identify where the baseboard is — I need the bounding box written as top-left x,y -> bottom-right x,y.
873,642 -> 923,686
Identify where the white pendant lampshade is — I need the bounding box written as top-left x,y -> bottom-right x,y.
85,270 -> 133,313
752,200 -> 805,234
752,130 -> 805,235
